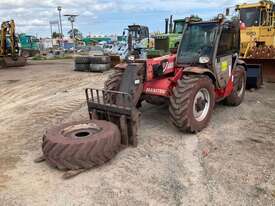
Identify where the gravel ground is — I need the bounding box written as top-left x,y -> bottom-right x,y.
0,59 -> 274,206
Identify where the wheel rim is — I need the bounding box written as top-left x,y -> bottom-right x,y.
193,88 -> 210,122
62,123 -> 102,139
237,74 -> 245,97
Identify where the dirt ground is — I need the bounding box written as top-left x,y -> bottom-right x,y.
0,59 -> 274,206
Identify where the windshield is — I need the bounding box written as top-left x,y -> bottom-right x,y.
129,28 -> 140,40
240,8 -> 260,27
178,23 -> 218,64
174,21 -> 185,34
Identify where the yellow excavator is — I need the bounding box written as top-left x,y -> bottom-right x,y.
0,20 -> 26,68
236,0 -> 275,82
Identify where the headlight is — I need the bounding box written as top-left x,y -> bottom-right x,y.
199,56 -> 210,64
128,55 -> 135,61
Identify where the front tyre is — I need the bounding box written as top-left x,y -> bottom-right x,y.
169,76 -> 215,133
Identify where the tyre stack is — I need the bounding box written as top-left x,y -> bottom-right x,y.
74,56 -> 111,72
74,56 -> 91,72
90,56 -> 111,72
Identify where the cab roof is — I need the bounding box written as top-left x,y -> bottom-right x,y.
237,1 -> 273,9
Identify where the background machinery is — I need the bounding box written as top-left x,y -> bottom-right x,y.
147,15 -> 202,58
236,0 -> 275,82
124,24 -> 154,59
19,34 -> 40,57
105,24 -> 153,64
0,20 -> 26,68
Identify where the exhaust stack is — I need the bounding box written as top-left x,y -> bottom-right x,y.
169,15 -> 173,33
165,18 -> 169,34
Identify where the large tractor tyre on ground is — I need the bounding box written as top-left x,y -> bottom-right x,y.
104,70 -> 124,103
75,56 -> 91,64
90,56 -> 111,64
74,63 -> 90,72
169,75 -> 215,133
90,63 -> 111,72
42,120 -> 121,171
224,66 -> 246,106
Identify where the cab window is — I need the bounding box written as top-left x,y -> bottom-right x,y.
217,25 -> 239,56
240,8 -> 260,27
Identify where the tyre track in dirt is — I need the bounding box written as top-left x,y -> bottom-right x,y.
0,60 -> 109,188
0,74 -> 102,110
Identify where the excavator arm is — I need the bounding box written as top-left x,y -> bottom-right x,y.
0,20 -> 26,68
9,20 -> 16,57
0,22 -> 8,56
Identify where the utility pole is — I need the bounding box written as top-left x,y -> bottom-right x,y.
49,20 -> 59,49
64,14 -> 78,55
50,23 -> 53,48
57,6 -> 63,48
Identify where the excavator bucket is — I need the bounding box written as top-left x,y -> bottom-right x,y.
85,88 -> 140,147
244,58 -> 275,83
246,63 -> 263,89
2,56 -> 27,67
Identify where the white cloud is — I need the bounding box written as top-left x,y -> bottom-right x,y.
0,0 -> 260,36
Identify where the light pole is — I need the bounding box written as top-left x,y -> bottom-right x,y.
50,23 -> 53,48
49,20 -> 59,49
57,6 -> 63,48
64,14 -> 78,55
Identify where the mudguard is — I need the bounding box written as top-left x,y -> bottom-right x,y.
183,67 -> 216,84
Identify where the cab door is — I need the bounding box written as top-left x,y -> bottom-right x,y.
214,25 -> 239,88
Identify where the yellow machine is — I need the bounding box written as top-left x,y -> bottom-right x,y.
236,0 -> 275,82
0,20 -> 26,68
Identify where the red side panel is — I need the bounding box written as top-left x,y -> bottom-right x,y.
214,76 -> 234,101
143,77 -> 173,96
143,69 -> 183,97
146,54 -> 177,81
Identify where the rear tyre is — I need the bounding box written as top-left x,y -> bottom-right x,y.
224,66 -> 246,106
42,120 -> 121,170
90,56 -> 111,64
169,75 -> 215,133
104,70 -> 124,103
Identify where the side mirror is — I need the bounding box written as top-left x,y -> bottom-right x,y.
123,31 -> 125,36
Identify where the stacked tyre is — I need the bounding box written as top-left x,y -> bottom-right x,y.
74,56 -> 90,72
74,56 -> 111,72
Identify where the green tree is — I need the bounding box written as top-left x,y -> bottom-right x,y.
52,32 -> 62,38
68,28 -> 82,40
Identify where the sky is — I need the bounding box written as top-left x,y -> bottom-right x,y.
0,0 -> 256,37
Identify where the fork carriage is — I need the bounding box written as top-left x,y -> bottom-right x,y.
85,88 -> 140,147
